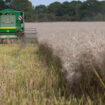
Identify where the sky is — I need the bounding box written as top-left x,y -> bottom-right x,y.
29,0 -> 81,6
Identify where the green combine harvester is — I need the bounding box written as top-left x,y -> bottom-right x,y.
0,9 -> 24,39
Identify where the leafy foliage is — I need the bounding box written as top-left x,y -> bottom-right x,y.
0,0 -> 105,21
34,0 -> 105,21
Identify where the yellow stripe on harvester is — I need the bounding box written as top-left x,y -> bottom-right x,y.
0,27 -> 16,29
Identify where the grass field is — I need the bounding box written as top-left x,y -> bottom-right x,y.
0,44 -> 104,105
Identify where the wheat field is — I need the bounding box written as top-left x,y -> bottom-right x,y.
0,44 -> 68,105
25,22 -> 105,89
0,22 -> 104,104
0,43 -> 104,105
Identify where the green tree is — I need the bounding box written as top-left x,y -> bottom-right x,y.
78,0 -> 100,20
56,1 -> 70,16
11,0 -> 34,21
35,5 -> 47,14
0,0 -> 6,10
48,2 -> 61,14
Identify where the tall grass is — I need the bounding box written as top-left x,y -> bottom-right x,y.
0,44 -> 104,105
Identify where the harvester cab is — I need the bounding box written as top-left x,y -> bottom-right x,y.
0,9 -> 37,43
0,9 -> 24,39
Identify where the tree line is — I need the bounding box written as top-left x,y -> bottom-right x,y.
0,0 -> 105,21
0,0 -> 34,21
35,0 -> 105,21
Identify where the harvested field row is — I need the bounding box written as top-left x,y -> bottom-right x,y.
0,44 -> 69,105
1,44 -> 104,105
32,22 -> 105,91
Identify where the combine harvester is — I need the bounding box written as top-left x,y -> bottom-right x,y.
0,9 -> 36,43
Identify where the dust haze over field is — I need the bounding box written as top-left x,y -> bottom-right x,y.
25,22 -> 105,90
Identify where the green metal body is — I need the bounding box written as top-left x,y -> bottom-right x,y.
0,9 -> 24,39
